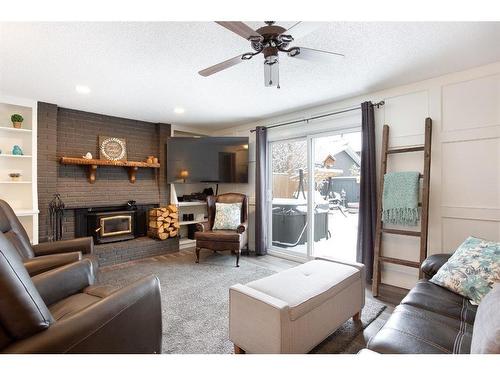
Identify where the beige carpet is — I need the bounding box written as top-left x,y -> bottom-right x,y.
98,250 -> 385,354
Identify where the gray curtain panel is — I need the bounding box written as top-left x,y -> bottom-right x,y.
356,101 -> 377,282
255,126 -> 268,255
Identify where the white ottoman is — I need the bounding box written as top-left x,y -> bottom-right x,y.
229,257 -> 365,354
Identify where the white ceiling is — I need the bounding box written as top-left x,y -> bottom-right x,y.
1,22 -> 500,129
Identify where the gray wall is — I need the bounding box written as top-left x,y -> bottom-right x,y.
37,103 -> 171,242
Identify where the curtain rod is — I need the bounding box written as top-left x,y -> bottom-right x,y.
250,100 -> 385,133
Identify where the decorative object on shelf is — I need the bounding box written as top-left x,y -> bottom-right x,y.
99,136 -> 127,161
12,145 -> 23,155
8,172 -> 21,181
146,155 -> 154,164
153,157 -> 159,164
180,169 -> 189,183
48,193 -> 65,242
148,205 -> 180,240
83,152 -> 93,160
11,114 -> 24,129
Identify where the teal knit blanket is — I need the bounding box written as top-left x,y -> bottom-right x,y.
382,171 -> 420,226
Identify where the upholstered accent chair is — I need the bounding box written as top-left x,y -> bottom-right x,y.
0,199 -> 95,276
0,230 -> 162,354
195,193 -> 248,267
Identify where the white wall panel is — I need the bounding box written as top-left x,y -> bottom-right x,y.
442,217 -> 500,251
442,74 -> 500,132
441,138 -> 500,209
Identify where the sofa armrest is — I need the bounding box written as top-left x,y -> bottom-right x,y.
229,283 -> 290,353
24,252 -> 82,277
33,237 -> 94,256
4,275 -> 162,354
421,254 -> 452,280
32,259 -> 95,306
195,221 -> 210,232
236,221 -> 248,234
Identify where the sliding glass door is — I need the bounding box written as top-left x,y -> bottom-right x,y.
269,137 -> 309,258
310,131 -> 361,261
268,128 -> 361,262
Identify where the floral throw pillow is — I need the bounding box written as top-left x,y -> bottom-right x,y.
212,202 -> 242,230
430,236 -> 500,304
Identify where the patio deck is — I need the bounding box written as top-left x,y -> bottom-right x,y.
272,209 -> 358,262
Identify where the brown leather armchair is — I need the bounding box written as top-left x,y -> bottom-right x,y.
195,193 -> 248,267
0,199 -> 95,276
0,231 -> 162,354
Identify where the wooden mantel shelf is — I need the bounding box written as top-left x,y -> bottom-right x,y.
60,157 -> 160,184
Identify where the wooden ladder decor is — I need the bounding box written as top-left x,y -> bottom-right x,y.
372,118 -> 432,297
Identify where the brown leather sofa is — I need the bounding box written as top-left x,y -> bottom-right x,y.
0,199 -> 95,276
367,253 -> 477,354
0,230 -> 162,354
195,193 -> 248,267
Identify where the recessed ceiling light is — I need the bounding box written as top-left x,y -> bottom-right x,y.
75,85 -> 91,94
174,107 -> 185,114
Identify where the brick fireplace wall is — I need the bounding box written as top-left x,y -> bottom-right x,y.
37,103 -> 176,263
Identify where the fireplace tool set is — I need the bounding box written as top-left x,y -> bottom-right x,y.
48,193 -> 65,241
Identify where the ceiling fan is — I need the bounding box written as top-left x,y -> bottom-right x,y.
198,21 -> 344,88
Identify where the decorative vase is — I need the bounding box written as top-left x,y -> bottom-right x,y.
12,122 -> 22,129
12,145 -> 23,155
9,173 -> 21,181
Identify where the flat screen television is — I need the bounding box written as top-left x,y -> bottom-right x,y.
166,137 -> 249,184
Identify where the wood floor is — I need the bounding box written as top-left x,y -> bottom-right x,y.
244,253 -> 406,351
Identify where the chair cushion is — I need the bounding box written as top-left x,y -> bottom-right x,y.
430,236 -> 500,304
195,230 -> 240,242
49,293 -> 101,321
212,202 -> 242,230
246,260 -> 360,321
368,304 -> 473,354
471,283 -> 500,353
401,280 -> 477,325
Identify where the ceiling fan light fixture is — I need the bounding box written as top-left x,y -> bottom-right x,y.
264,56 -> 279,88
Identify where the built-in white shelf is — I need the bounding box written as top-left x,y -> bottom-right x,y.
179,238 -> 196,246
178,201 -> 206,207
14,209 -> 39,217
0,126 -> 32,134
179,219 -> 206,226
0,154 -> 32,158
0,181 -> 32,184
0,96 -> 38,244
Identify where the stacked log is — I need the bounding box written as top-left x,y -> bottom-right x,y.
148,205 -> 179,240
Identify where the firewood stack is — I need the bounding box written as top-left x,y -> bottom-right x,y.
148,205 -> 179,240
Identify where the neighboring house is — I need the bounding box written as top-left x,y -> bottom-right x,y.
318,145 -> 361,204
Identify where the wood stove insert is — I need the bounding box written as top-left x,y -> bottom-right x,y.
73,202 -> 158,244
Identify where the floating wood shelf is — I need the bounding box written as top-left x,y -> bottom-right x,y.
60,157 -> 160,184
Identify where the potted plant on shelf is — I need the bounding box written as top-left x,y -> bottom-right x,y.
11,114 -> 24,129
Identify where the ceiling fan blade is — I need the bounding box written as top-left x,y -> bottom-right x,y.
198,54 -> 245,77
215,21 -> 262,40
283,22 -> 324,40
288,47 -> 344,62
